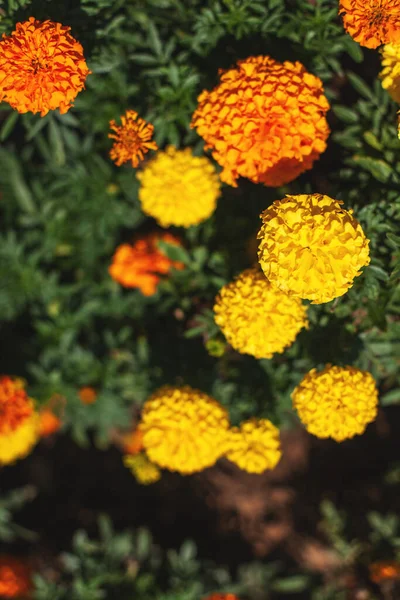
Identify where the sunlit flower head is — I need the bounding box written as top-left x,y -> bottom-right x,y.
380,43 -> 400,102
225,418 -> 281,473
140,386 -> 230,474
258,193 -> 370,304
137,146 -> 221,228
214,267 -> 308,359
339,0 -> 400,49
0,556 -> 32,598
0,17 -> 90,116
78,386 -> 97,405
292,365 -> 378,442
191,55 -> 330,187
123,452 -> 161,485
109,109 -> 158,168
369,561 -> 400,583
109,232 -> 184,296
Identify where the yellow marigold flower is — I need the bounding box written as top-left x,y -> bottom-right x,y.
109,109 -> 158,168
258,193 -> 370,304
225,418 -> 282,474
140,386 -> 230,474
339,0 -> 400,49
0,17 -> 90,117
380,43 -> 400,102
191,55 -> 330,187
137,146 -> 221,228
214,268 -> 308,359
0,556 -> 32,598
369,561 -> 400,583
123,452 -> 161,485
0,412 -> 39,466
292,365 -> 378,442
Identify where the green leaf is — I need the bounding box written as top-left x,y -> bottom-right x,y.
272,575 -> 310,592
346,71 -> 375,101
381,388 -> 400,406
0,110 -> 18,141
332,105 -> 359,124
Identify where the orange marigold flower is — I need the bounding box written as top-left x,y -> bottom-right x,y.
339,0 -> 400,49
109,232 -> 184,296
191,55 -> 330,187
369,561 -> 400,583
39,409 -> 61,437
121,429 -> 144,455
78,386 -> 97,405
0,377 -> 33,435
203,595 -> 240,600
0,17 -> 90,117
109,109 -> 158,168
0,555 -> 32,598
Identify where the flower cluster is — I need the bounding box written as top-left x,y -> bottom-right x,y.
191,55 -> 330,187
380,43 -> 400,102
140,386 -> 229,474
109,232 -> 184,296
292,366 -> 378,442
0,377 -> 39,465
137,146 -> 221,228
214,267 -> 308,359
0,556 -> 31,598
339,0 -> 400,49
0,17 -> 90,116
109,109 -> 158,168
257,194 -> 370,304
123,453 -> 161,485
225,419 -> 282,473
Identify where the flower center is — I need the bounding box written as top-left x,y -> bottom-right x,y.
30,57 -> 48,74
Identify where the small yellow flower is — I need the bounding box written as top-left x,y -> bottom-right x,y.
0,412 -> 39,466
292,365 -> 378,442
140,386 -> 229,474
123,452 -> 161,485
258,193 -> 370,304
137,146 -> 221,228
380,43 -> 400,102
225,419 -> 282,474
214,267 -> 308,359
